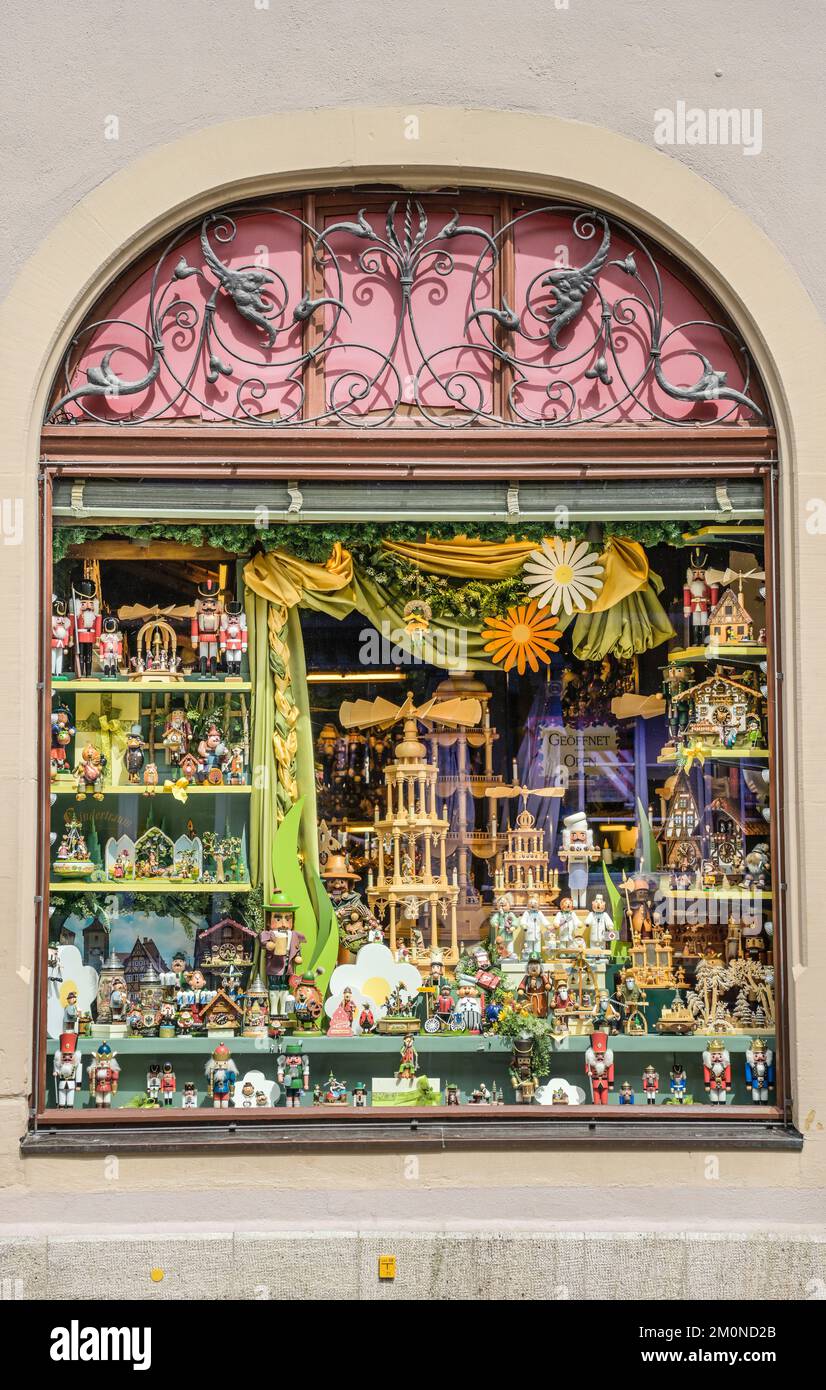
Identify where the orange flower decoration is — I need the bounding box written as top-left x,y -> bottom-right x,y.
481,599 -> 561,675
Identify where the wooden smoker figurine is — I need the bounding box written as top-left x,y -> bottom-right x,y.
584,1031 -> 614,1104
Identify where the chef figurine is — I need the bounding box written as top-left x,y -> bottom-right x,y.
72,579 -> 101,678
552,896 -> 580,950
519,894 -> 549,961
558,812 -> 600,908
683,550 -> 719,647
124,723 -> 147,784
584,1031 -> 614,1104
97,616 -> 123,678
585,892 -> 616,949
642,1064 -> 660,1105
276,1040 -> 310,1108
53,1034 -> 82,1108
146,1062 -> 162,1105
162,703 -> 193,767
205,1042 -> 238,1109
51,597 -> 74,677
702,1039 -> 731,1106
745,1038 -> 774,1105
191,578 -> 223,678
220,598 -> 248,678
51,705 -> 75,778
87,1042 -> 120,1108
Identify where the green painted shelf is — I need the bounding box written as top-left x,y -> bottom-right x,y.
51,785 -> 251,796
46,1032 -> 774,1056
52,679 -> 252,693
49,881 -> 251,894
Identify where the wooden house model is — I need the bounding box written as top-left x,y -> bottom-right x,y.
673,673 -> 762,744
658,769 -> 703,872
199,988 -> 243,1037
708,582 -> 754,645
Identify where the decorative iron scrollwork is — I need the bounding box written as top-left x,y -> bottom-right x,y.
48,197 -> 766,429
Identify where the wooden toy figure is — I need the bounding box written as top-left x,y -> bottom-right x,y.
75,743 -> 106,799
220,599 -> 248,677
182,1083 -> 198,1108
125,724 -> 146,784
53,1034 -> 82,1108
519,954 -> 550,1019
97,616 -> 123,677
510,1033 -> 538,1104
51,597 -> 73,677
205,1042 -> 238,1109
488,893 -> 518,960
584,1031 -> 614,1104
553,897 -> 581,950
585,893 -> 616,948
683,550 -> 719,646
352,1081 -> 368,1109
702,1039 -> 731,1105
745,1038 -> 774,1105
256,902 -> 305,1017
146,1062 -> 162,1105
396,1033 -> 419,1081
558,812 -> 600,908
72,579 -> 101,677
669,1063 -> 689,1103
51,705 -> 76,777
642,1064 -> 660,1105
62,990 -> 79,1034
519,895 -> 549,960
276,1040 -> 310,1108
191,578 -> 223,677
162,703 -> 193,766
618,1081 -> 635,1105
87,1042 -> 120,1108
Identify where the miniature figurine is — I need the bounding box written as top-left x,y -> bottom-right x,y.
593,989 -> 621,1034
197,723 -> 230,784
510,1032 -> 538,1104
62,989 -> 79,1034
52,809 -> 94,878
321,850 -> 381,950
51,597 -> 73,677
743,843 -> 770,889
205,1042 -> 238,1109
434,980 -> 455,1030
642,1064 -> 660,1105
745,1038 -> 774,1105
125,724 -> 147,784
146,1062 -> 162,1105
352,1081 -> 368,1109
71,579 -> 101,677
519,894 -> 549,960
358,1001 -> 376,1034
445,1083 -> 461,1107
551,897 -> 579,950
108,976 -> 127,1025
276,1040 -> 310,1108
182,1082 -> 198,1108
327,986 -> 357,1036
683,550 -> 719,646
615,970 -> 648,1034
488,893 -> 518,960
255,902 -> 305,1017
519,954 -> 550,1019
74,742 -> 106,800
584,1031 -> 614,1104
162,703 -> 193,766
702,1039 -> 731,1106
220,599 -> 247,677
557,812 -> 600,908
97,616 -> 123,678
669,1063 -> 689,1103
618,1081 -> 635,1105
455,984 -> 483,1034
191,578 -> 223,677
53,1034 -> 82,1108
237,1080 -> 257,1108
51,705 -> 76,777
396,1033 -> 418,1081
585,893 -> 616,949
87,1041 -> 120,1108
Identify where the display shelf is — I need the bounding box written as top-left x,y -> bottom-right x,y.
659,886 -> 773,901
667,645 -> 766,665
52,678 -> 252,693
657,748 -> 769,764
51,785 -> 251,796
49,880 -> 251,894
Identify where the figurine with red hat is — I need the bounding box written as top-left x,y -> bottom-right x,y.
97,616 -> 123,678
220,598 -> 248,678
87,1041 -> 120,1108
53,1033 -> 82,1108
71,579 -> 101,678
205,1042 -> 238,1108
51,596 -> 74,678
584,1031 -> 614,1104
192,578 -> 223,677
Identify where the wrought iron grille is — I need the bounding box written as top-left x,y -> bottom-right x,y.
47,196 -> 766,429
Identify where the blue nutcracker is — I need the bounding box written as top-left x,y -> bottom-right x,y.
745,1038 -> 774,1104
669,1062 -> 689,1103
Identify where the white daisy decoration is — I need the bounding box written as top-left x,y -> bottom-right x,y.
522,538 -> 605,616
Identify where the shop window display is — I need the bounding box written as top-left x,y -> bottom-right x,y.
42,501 -> 778,1121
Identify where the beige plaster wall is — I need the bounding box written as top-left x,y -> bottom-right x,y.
1,95 -> 825,1218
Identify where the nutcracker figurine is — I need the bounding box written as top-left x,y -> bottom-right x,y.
72,579 -> 101,678
584,1031 -> 614,1104
97,616 -> 123,678
191,578 -> 223,677
51,597 -> 73,677
510,1032 -> 537,1104
702,1039 -> 732,1105
87,1041 -> 120,1108
205,1041 -> 238,1109
618,1081 -> 635,1105
745,1038 -> 774,1105
146,1062 -> 162,1105
220,599 -> 248,678
642,1064 -> 660,1105
51,705 -> 75,777
52,1033 -> 82,1108
396,1033 -> 419,1081
352,1081 -> 368,1109
669,1063 -> 688,1103
683,550 -> 720,646
558,812 -> 600,908
276,1040 -> 310,1108
182,1082 -> 198,1108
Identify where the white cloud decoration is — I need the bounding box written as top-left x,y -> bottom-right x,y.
47,944 -> 100,1040
325,943 -> 421,1030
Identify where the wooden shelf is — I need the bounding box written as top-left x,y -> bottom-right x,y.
660,887 -> 773,901
52,678 -> 252,693
45,1031 -> 774,1055
667,645 -> 766,665
49,880 -> 251,895
51,784 -> 251,796
657,748 -> 769,763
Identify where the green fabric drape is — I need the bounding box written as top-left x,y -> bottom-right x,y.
571,569 -> 674,660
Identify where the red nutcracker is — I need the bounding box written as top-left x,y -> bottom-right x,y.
97,616 -> 123,678
683,550 -> 719,647
702,1039 -> 731,1105
642,1063 -> 660,1105
584,1031 -> 614,1104
159,1061 -> 176,1107
72,579 -> 102,677
51,597 -> 74,677
191,578 -> 223,677
220,599 -> 248,678
87,1042 -> 120,1108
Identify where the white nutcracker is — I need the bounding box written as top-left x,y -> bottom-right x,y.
51,597 -> 74,677
220,599 -> 248,678
53,1033 -> 82,1108
557,811 -> 600,908
97,616 -> 123,678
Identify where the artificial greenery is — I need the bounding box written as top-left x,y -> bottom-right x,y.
492,1001 -> 555,1080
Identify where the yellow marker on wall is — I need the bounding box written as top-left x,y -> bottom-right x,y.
378,1256 -> 396,1281
150,1267 -> 164,1283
